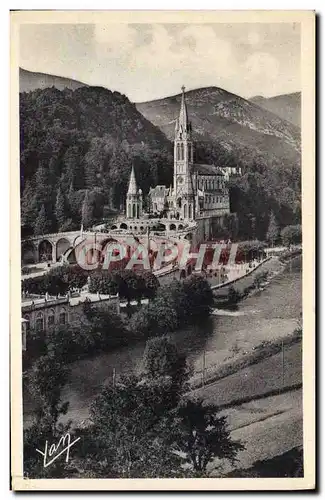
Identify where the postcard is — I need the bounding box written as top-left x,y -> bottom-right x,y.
10,9 -> 315,491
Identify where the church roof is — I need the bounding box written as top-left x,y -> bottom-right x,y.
127,165 -> 138,195
179,85 -> 189,130
149,185 -> 167,197
175,86 -> 192,137
193,164 -> 225,176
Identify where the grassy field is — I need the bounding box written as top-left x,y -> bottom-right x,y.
190,341 -> 302,408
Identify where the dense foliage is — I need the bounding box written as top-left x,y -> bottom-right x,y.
20,86 -> 173,235
22,265 -> 160,303
280,224 -> 302,247
24,320 -> 244,479
143,336 -> 190,389
129,275 -> 213,337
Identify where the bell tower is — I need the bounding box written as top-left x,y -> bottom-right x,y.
126,165 -> 143,219
173,86 -> 195,220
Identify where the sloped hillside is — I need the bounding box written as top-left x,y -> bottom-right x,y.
250,92 -> 301,128
136,87 -> 300,161
20,67 -> 88,93
20,85 -> 173,235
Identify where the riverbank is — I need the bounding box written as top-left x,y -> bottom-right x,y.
23,254 -> 302,428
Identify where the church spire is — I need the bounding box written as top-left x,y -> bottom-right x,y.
179,85 -> 189,130
127,164 -> 138,195
175,85 -> 191,140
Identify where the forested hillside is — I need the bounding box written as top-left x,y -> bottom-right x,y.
20,83 -> 301,240
20,86 -> 173,235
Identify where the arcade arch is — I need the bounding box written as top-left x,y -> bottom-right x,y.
38,240 -> 53,262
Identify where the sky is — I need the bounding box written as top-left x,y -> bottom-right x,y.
20,22 -> 301,102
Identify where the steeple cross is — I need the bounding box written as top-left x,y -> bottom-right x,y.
181,85 -> 186,93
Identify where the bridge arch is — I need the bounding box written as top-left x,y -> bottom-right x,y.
21,241 -> 37,264
56,238 -> 71,261
38,240 -> 53,262
120,223 -> 128,230
169,223 -> 176,231
73,235 -> 84,247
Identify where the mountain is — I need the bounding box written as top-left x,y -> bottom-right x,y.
136,87 -> 300,161
250,92 -> 301,127
20,67 -> 88,93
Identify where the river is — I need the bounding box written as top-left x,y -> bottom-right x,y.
24,256 -> 302,425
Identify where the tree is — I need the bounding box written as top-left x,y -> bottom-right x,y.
24,354 -> 72,478
21,179 -> 39,229
26,353 -> 70,428
139,271 -> 160,299
142,336 -> 190,389
170,399 -> 245,474
266,211 -> 279,246
87,376 -> 185,478
183,275 -> 214,318
34,162 -> 54,209
55,186 -> 67,231
281,224 -> 302,247
34,204 -> 52,235
81,189 -> 93,229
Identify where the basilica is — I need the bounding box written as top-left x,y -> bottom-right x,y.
124,86 -> 240,240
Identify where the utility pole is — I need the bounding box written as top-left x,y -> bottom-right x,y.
281,340 -> 284,389
112,367 -> 116,388
202,348 -> 206,387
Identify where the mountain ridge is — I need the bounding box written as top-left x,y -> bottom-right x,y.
20,67 -> 88,93
136,86 -> 300,157
249,92 -> 301,127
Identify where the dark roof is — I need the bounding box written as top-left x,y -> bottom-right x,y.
193,164 -> 224,176
149,185 -> 168,196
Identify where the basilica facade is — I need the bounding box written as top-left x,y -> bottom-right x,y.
125,86 -> 240,237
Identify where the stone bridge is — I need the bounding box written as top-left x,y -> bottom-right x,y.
22,231 -> 92,265
21,220 -> 197,265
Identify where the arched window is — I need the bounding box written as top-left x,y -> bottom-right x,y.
35,312 -> 44,332
128,204 -> 131,218
188,143 -> 191,161
48,309 -> 55,327
23,315 -> 30,333
59,308 -> 67,325
180,143 -> 184,161
177,143 -> 181,160
132,204 -> 136,218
